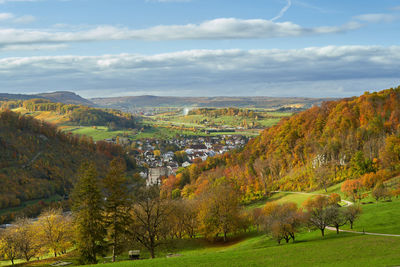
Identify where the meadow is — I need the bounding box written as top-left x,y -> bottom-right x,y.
2,183 -> 400,267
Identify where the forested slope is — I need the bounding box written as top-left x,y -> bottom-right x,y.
0,110 -> 135,221
162,87 -> 400,201
0,98 -> 137,129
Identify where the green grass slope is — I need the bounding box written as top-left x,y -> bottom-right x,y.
90,232 -> 400,267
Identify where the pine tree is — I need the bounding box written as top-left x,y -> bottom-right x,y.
103,158 -> 132,262
72,161 -> 105,264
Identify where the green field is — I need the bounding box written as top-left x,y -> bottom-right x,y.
64,126 -> 133,141
94,193 -> 400,267
87,232 -> 400,267
145,109 -> 292,131
11,107 -> 273,141
2,184 -> 400,267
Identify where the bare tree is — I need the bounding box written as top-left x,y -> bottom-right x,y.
130,186 -> 171,258
262,202 -> 305,244
343,205 -> 362,229
303,195 -> 331,237
326,205 -> 347,234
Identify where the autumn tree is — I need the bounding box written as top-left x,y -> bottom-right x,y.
36,209 -> 73,258
13,218 -> 40,262
103,158 -> 132,262
314,166 -> 332,193
0,227 -> 20,265
328,193 -> 341,205
252,207 -> 264,232
72,162 -> 106,264
262,202 -> 304,244
303,195 -> 331,237
130,186 -> 171,258
372,182 -> 391,202
166,200 -> 199,239
197,181 -> 242,242
341,179 -> 365,202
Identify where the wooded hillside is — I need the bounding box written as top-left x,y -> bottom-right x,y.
0,99 -> 137,129
162,87 -> 400,202
0,110 -> 135,222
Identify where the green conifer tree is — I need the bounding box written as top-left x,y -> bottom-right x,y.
103,158 -> 132,262
72,161 -> 105,264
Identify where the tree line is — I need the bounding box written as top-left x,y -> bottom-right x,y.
1,158 -> 362,265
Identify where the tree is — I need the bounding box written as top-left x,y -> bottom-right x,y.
303,195 -> 331,237
314,166 -> 331,193
13,218 -> 40,262
166,200 -> 199,239
350,151 -> 376,175
36,209 -> 73,258
72,162 -> 106,264
103,158 -> 132,262
181,199 -> 199,238
372,182 -> 391,202
262,202 -> 305,244
130,186 -> 171,258
326,205 -> 347,234
328,193 -> 341,205
197,182 -> 242,242
341,179 -> 365,202
0,227 -> 19,265
252,208 -> 264,232
343,205 -> 362,229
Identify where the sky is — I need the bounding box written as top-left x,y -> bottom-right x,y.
0,0 -> 400,98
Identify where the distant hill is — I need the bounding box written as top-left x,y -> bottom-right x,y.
91,95 -> 335,111
0,98 -> 138,130
0,91 -> 94,106
0,110 -> 136,223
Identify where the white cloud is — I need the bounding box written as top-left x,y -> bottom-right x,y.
0,43 -> 67,51
0,13 -> 14,20
0,12 -> 36,24
0,46 -> 399,98
13,15 -> 36,24
354,13 -> 397,23
0,18 -> 362,50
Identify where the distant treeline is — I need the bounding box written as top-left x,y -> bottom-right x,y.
0,99 -> 137,129
188,108 -> 260,119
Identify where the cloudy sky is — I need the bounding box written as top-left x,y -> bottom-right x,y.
0,0 -> 399,98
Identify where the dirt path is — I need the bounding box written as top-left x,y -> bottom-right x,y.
325,227 -> 400,237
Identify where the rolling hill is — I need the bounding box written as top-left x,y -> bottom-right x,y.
0,91 -> 94,106
91,95 -> 335,111
0,110 -> 135,223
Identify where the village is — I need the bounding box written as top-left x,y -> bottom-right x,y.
106,134 -> 249,186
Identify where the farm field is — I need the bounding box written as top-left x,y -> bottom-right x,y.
144,108 -> 292,130
10,106 -> 290,141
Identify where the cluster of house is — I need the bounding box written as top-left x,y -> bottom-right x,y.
132,135 -> 249,186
